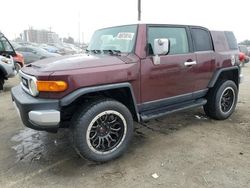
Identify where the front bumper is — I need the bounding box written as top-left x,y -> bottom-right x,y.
11,85 -> 60,132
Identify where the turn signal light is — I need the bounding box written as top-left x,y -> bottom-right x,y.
239,52 -> 245,62
37,81 -> 68,92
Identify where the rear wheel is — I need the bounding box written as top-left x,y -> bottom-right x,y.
71,99 -> 134,162
204,80 -> 238,120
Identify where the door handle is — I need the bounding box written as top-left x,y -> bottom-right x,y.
184,61 -> 197,67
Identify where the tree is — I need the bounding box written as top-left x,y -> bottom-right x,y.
63,36 -> 74,44
239,40 -> 250,46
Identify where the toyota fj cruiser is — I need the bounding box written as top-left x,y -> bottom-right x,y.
11,24 -> 242,162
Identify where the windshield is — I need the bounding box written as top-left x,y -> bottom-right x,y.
87,25 -> 137,53
0,36 -> 14,52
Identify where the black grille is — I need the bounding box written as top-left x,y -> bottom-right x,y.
21,77 -> 29,89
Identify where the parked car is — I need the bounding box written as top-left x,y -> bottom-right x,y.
39,44 -> 61,54
239,45 -> 249,55
16,46 -> 61,64
10,41 -> 22,49
238,45 -> 249,65
62,43 -> 83,54
16,42 -> 33,46
247,46 -> 250,53
12,24 -> 242,162
48,43 -> 75,55
0,55 -> 16,90
0,33 -> 24,72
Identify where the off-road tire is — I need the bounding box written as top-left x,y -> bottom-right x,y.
204,80 -> 238,120
71,98 -> 134,162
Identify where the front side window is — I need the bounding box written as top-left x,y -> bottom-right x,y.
191,28 -> 213,51
0,36 -> 14,52
88,25 -> 137,53
148,26 -> 189,55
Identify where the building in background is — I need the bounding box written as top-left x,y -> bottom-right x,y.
23,28 -> 59,43
48,32 -> 59,43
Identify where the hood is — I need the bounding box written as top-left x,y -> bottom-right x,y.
29,54 -> 127,72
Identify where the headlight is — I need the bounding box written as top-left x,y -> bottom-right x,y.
1,57 -> 11,64
29,79 -> 39,96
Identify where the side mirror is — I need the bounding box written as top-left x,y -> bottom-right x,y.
153,38 -> 170,65
153,38 -> 169,55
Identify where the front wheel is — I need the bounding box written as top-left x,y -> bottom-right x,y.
0,77 -> 4,90
72,99 -> 134,162
204,80 -> 238,120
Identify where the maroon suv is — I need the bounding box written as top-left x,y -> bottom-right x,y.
12,24 -> 242,162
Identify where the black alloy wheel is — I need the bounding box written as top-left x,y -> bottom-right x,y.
72,99 -> 134,162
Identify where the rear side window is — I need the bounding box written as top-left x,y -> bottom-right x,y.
225,31 -> 238,50
147,26 -> 189,55
191,28 -> 213,51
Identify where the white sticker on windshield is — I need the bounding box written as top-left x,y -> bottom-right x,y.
117,32 -> 134,40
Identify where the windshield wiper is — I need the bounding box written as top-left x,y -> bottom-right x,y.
103,49 -> 121,56
86,49 -> 121,56
92,49 -> 102,54
86,49 -> 102,54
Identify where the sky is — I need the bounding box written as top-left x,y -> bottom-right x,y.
0,0 -> 249,43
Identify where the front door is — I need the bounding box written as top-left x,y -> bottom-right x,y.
140,25 -> 196,107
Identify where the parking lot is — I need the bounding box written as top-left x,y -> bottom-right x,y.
0,65 -> 249,188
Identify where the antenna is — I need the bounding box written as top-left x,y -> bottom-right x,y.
138,0 -> 141,21
78,12 -> 81,44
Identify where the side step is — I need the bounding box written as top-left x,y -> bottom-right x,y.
140,98 -> 207,122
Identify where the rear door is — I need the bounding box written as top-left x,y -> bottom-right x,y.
190,27 -> 216,93
140,25 -> 196,107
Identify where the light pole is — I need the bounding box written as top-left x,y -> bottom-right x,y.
138,0 -> 141,21
78,11 -> 81,44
